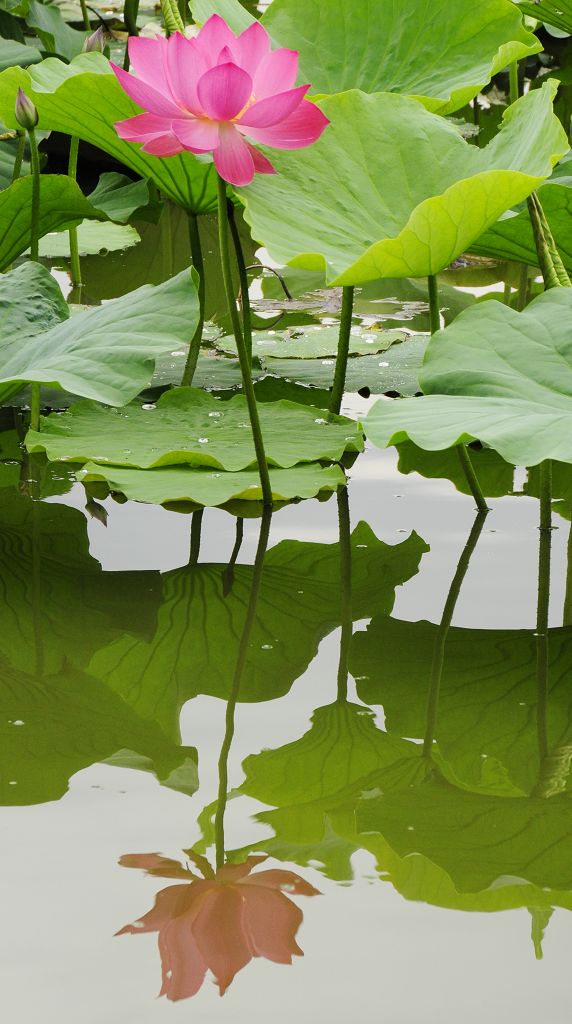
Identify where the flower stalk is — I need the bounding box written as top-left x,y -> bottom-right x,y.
330,285 -> 354,415
68,136 -> 82,290
216,172 -> 272,507
227,199 -> 253,365
181,212 -> 205,386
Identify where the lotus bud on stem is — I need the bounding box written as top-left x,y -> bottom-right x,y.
83,25 -> 108,52
16,90 -> 42,431
216,172 -> 272,507
428,272 -> 488,512
330,285 -> 354,415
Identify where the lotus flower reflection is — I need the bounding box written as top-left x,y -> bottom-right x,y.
111,16 -> 329,186
117,851 -> 320,999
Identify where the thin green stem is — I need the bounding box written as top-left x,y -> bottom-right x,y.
509,60 -> 519,106
177,0 -> 187,26
181,212 -> 205,386
427,274 -> 441,334
228,200 -> 252,365
222,517 -> 244,597
456,444 -> 489,513
514,262 -> 529,310
216,173 -> 272,507
214,508 -> 272,869
30,383 -> 41,432
330,285 -> 354,415
535,460 -> 552,777
27,127 -> 40,263
11,131 -> 25,183
79,0 -> 90,30
423,510 -> 487,757
188,509 -> 203,566
68,136 -> 82,289
336,487 -> 352,703
564,513 -> 572,626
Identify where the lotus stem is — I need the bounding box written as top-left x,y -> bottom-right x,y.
534,460 -> 552,776
245,263 -> 293,299
181,212 -> 205,386
336,486 -> 352,703
456,444 -> 489,513
188,508 -> 203,565
30,381 -> 41,432
216,172 -> 272,507
427,273 -> 440,334
564,514 -> 572,625
160,0 -> 184,35
222,517 -> 244,596
423,509 -> 487,758
122,0 -> 140,67
514,262 -> 529,310
27,126 -> 40,263
228,200 -> 252,365
509,60 -> 519,105
177,0 -> 187,26
214,507 -> 272,868
79,0 -> 91,30
11,130 -> 25,183
330,285 -> 354,415
68,136 -> 82,290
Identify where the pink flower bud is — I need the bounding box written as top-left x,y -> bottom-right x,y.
82,25 -> 108,53
15,88 -> 38,131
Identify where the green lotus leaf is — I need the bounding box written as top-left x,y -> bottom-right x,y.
76,461 -> 346,506
0,173 -> 108,270
519,0 -> 572,34
0,37 -> 41,71
0,54 -> 218,213
193,0 -> 540,112
239,84 -> 567,286
0,268 -> 199,406
395,441 -> 515,498
364,288 -> 572,466
352,615 -> 572,797
472,177 -> 572,270
87,172 -> 151,224
215,324 -> 407,359
0,487 -> 198,805
38,220 -> 140,257
0,261 -> 69,339
0,131 -> 28,189
90,524 -> 428,730
27,387 -> 364,470
357,775 -> 572,893
25,0 -> 86,60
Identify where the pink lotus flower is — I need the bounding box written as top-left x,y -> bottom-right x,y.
116,851 -> 320,999
111,16 -> 329,187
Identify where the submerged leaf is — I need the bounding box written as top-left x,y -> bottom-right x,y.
240,84 -> 567,285
215,325 -> 407,359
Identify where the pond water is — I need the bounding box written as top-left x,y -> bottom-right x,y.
2,210 -> 572,1022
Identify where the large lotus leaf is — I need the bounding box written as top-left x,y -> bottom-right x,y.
357,775 -> 572,893
364,288 -> 572,466
0,661 -> 198,806
87,172 -> 151,224
352,615 -> 572,796
395,441 -> 515,498
0,38 -> 40,71
25,0 -> 86,60
0,261 -> 69,339
215,325 -> 407,359
0,173 -> 107,270
90,525 -> 428,734
519,0 -> 572,33
192,0 -> 540,113
38,220 -> 140,257
239,84 -> 567,286
0,269 -> 199,407
0,54 -> 218,213
77,461 -> 346,506
472,177 -> 572,271
27,388 -> 364,469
